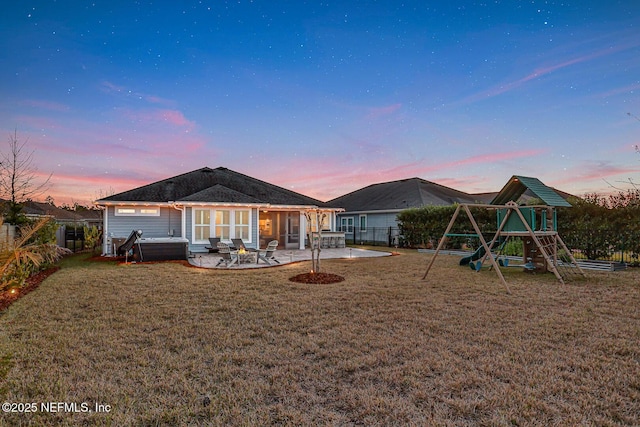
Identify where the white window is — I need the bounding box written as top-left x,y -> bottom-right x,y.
215,210 -> 230,240
194,209 -> 211,242
341,217 -> 354,233
192,208 -> 252,243
115,207 -> 160,216
359,214 -> 367,232
234,210 -> 250,239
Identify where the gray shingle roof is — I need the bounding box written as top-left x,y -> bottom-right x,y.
97,167 -> 330,207
327,177 -> 478,212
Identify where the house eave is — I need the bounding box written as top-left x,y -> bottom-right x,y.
95,199 -> 343,212
94,201 -> 173,207
175,201 -> 343,211
338,208 -> 404,215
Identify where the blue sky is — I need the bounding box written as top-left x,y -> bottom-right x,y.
1,1 -> 639,205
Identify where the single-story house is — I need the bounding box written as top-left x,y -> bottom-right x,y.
95,167 -> 342,256
22,200 -> 103,228
327,177 -> 479,245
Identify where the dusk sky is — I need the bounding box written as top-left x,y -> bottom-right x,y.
1,1 -> 639,206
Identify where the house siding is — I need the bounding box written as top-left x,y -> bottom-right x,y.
106,206 -> 181,239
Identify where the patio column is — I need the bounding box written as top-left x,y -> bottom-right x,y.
299,212 -> 306,249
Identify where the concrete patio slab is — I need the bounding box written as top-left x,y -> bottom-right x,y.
188,247 -> 392,269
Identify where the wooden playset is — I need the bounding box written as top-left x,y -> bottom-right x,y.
422,176 -> 586,293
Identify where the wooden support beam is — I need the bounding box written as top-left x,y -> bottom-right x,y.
510,206 -> 565,285
463,204 -> 511,294
422,204 -> 461,280
422,202 -> 575,293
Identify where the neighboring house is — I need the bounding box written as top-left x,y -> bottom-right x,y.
95,167 -> 341,255
11,201 -> 103,250
22,201 -> 103,227
327,177 -> 479,245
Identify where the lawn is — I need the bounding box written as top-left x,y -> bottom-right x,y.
0,250 -> 639,426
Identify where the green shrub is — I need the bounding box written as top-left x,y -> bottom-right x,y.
83,225 -> 101,253
501,238 -> 523,256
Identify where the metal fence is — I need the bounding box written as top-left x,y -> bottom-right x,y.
342,227 -> 402,247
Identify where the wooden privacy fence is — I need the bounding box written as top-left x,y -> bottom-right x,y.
0,223 -> 16,246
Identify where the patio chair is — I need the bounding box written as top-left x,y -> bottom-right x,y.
206,237 -> 220,253
231,238 -> 247,251
257,240 -> 280,265
215,242 -> 236,267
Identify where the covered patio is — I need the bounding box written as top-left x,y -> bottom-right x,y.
188,247 -> 391,269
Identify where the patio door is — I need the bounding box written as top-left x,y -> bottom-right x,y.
285,213 -> 300,249
259,211 -> 300,249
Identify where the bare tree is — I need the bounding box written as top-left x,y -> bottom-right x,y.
0,129 -> 51,224
305,209 -> 327,274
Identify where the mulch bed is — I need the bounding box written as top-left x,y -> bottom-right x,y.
0,266 -> 61,312
289,272 -> 345,284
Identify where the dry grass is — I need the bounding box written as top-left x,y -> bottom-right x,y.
0,250 -> 639,426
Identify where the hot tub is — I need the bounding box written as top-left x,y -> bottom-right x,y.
132,237 -> 189,262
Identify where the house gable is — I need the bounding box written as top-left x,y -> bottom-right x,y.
178,184 -> 263,204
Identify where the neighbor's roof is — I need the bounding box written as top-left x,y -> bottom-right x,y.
327,177 -> 478,212
490,175 -> 572,207
96,167 -> 332,207
18,201 -> 103,222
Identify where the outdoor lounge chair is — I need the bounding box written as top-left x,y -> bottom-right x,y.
215,242 -> 236,267
257,240 -> 280,265
231,238 -> 248,251
206,237 -> 220,253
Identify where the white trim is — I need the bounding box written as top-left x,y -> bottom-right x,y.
190,207 -> 253,245
102,206 -> 109,254
95,201 -> 171,207
115,206 -> 160,216
341,217 -> 354,233
339,209 -> 404,215
299,212 -> 305,250
359,214 -> 367,232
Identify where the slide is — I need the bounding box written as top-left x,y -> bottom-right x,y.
459,245 -> 486,266
117,230 -> 142,255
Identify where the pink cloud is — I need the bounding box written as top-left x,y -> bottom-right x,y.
158,110 -> 195,128
19,99 -> 70,112
459,38 -> 640,105
550,162 -> 640,187
99,80 -> 174,106
596,83 -> 640,99
99,80 -> 126,93
249,149 -> 543,201
366,103 -> 402,119
123,109 -> 196,130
